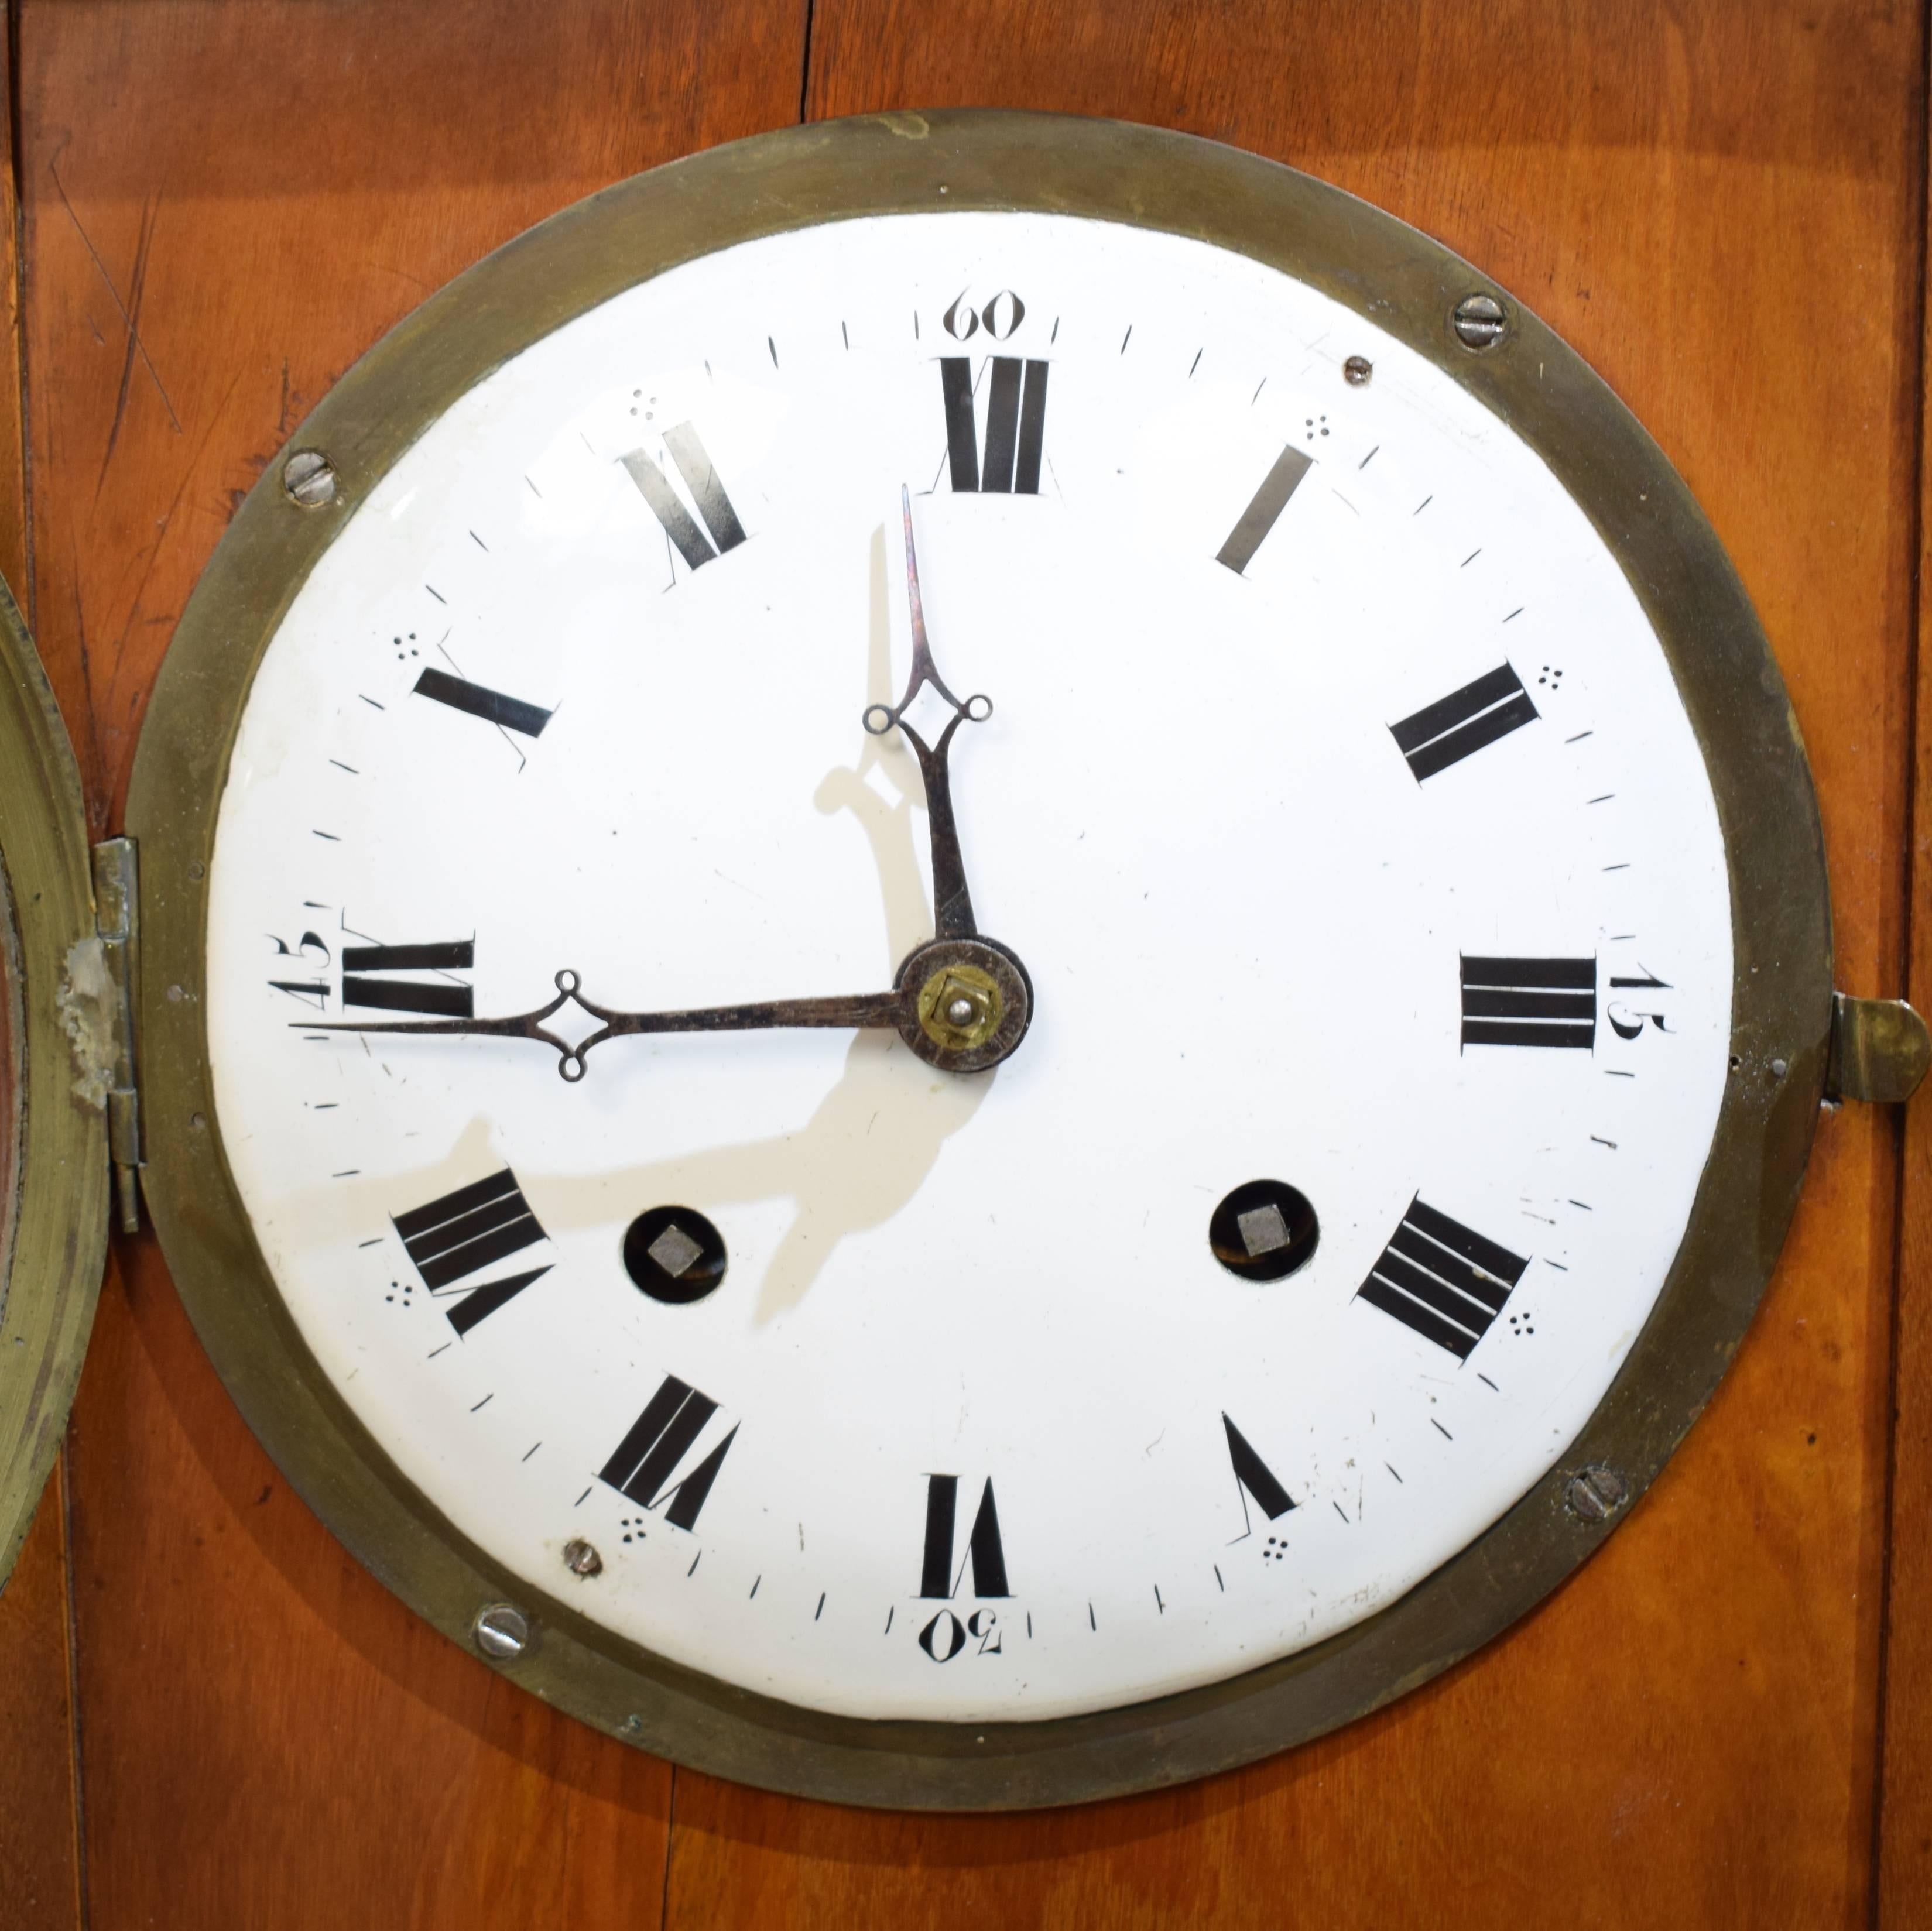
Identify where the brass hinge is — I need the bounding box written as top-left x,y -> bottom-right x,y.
92,836 -> 141,1234
1825,992 -> 1931,1105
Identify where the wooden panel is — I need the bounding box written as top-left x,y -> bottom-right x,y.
1878,78 -> 1932,1925
18,4 -> 803,1926
656,8 -> 1921,1928
0,1 -> 83,1920
0,1484 -> 83,1931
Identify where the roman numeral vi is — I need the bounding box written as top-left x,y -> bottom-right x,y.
919,1474 -> 1010,1598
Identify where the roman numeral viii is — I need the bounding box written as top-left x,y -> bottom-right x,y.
1356,1198 -> 1528,1360
393,1166 -> 552,1336
1461,955 -> 1596,1049
940,357 -> 1049,494
621,423 -> 747,573
343,939 -> 474,1017
599,1375 -> 738,1531
1389,664 -> 1539,780
919,1474 -> 1010,1598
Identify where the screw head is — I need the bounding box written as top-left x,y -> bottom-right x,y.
1451,293 -> 1508,351
1564,1463 -> 1629,1523
283,448 -> 337,508
472,1602 -> 530,1660
561,1537 -> 604,1579
1342,354 -> 1373,386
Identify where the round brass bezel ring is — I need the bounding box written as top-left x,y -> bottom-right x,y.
126,110 -> 1831,1810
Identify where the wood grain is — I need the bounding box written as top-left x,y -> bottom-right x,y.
0,0 -> 83,1919
659,7 -> 1923,1927
18,4 -> 803,1926
6,1 -> 1925,1925
1877,53 -> 1932,1923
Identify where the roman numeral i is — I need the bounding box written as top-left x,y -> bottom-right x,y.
940,356 -> 1049,494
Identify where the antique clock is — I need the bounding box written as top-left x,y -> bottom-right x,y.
1,111 -> 1924,1810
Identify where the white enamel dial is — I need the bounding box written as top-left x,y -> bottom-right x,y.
204,211 -> 1731,1723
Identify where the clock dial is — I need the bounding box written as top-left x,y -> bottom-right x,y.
201,210 -> 1731,1724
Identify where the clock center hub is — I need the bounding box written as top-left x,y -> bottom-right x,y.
896,937 -> 1034,1073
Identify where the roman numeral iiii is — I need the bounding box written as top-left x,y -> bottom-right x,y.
1356,1198 -> 1529,1359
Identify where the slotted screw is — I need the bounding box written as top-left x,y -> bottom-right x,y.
283,448 -> 337,508
1565,1464 -> 1629,1523
473,1602 -> 529,1659
1452,293 -> 1507,351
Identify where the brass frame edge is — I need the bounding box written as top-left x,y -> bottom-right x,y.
0,573 -> 108,1588
125,110 -> 1831,1808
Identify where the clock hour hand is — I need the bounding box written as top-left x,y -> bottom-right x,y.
300,931 -> 1034,1082
306,970 -> 907,1082
862,486 -> 992,941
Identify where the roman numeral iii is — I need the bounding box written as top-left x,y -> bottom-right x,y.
940,356 -> 1049,493
919,1474 -> 1010,1598
1356,1198 -> 1529,1359
343,938 -> 474,1018
621,423 -> 748,572
393,1167 -> 552,1336
1461,955 -> 1596,1049
1389,664 -> 1539,780
599,1374 -> 738,1530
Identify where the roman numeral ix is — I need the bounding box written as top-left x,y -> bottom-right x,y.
621,423 -> 747,572
343,939 -> 474,1018
1461,955 -> 1596,1050
1389,664 -> 1539,781
919,1474 -> 1010,1599
940,356 -> 1049,494
599,1374 -> 738,1531
1356,1198 -> 1529,1360
393,1167 -> 552,1336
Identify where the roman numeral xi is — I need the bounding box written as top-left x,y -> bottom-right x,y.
622,423 -> 747,574
1390,664 -> 1539,781
599,1375 -> 738,1531
1356,1198 -> 1529,1360
394,1166 -> 552,1337
1461,955 -> 1596,1050
940,356 -> 1049,494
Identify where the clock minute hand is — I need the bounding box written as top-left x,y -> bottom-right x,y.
862,486 -> 992,941
304,970 -> 905,1083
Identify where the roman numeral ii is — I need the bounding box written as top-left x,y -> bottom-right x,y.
621,423 -> 748,573
1389,664 -> 1539,780
940,357 -> 1049,493
343,938 -> 474,1018
393,1166 -> 552,1336
1356,1198 -> 1529,1360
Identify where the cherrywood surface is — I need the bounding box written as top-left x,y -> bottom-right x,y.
1,2 -> 1927,1927
0,5 -> 83,1920
1879,51 -> 1932,1924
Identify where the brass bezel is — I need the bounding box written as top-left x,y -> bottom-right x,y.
126,111 -> 1831,1809
0,575 -> 107,1587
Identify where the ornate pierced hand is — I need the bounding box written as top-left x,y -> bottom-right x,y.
861,486 -> 992,941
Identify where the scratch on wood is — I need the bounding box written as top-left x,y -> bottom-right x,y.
50,145 -> 180,437
98,193 -> 166,495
